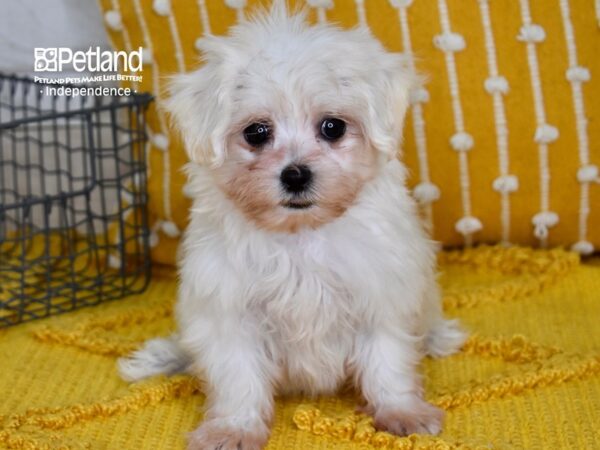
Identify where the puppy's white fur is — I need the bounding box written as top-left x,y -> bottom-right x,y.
119,5 -> 465,449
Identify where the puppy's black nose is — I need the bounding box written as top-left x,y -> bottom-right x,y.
280,164 -> 312,193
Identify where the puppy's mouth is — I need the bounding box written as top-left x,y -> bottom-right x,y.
282,200 -> 314,210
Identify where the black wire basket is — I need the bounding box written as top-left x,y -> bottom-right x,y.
0,74 -> 152,327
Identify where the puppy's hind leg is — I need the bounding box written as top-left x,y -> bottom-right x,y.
118,335 -> 191,382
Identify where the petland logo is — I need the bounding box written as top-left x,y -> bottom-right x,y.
34,47 -> 143,97
34,47 -> 143,73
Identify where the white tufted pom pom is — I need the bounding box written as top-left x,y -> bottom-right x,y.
566,66 -> 591,83
484,76 -> 509,95
413,182 -> 440,204
153,0 -> 171,16
517,24 -> 546,43
532,211 -> 559,239
182,183 -> 195,199
149,231 -> 159,248
532,211 -> 559,227
450,132 -> 474,152
433,33 -> 466,52
104,10 -> 123,31
161,221 -> 180,238
152,134 -> 169,151
492,174 -> 519,193
141,48 -> 153,65
571,240 -> 595,255
194,38 -> 204,53
409,87 -> 430,105
225,0 -> 247,8
455,216 -> 483,235
534,124 -> 559,144
108,254 -> 121,269
577,164 -> 600,183
389,0 -> 414,8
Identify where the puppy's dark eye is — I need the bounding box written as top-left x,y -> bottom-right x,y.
320,118 -> 346,141
243,123 -> 271,147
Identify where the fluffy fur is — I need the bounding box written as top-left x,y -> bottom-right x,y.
118,5 -> 466,449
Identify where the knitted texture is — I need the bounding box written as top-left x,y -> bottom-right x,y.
96,0 -> 600,264
1,246 -> 599,449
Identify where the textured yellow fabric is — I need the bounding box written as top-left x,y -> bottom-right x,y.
97,0 -> 600,265
2,246 -> 600,449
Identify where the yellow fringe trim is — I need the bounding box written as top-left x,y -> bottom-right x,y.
435,354 -> 600,410
0,376 -> 199,450
439,246 -> 579,309
293,406 -> 484,449
442,333 -> 595,409
462,334 -> 561,364
31,301 -> 173,356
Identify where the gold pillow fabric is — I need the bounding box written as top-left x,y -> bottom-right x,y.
99,0 -> 600,265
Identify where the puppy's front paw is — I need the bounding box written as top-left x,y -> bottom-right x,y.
187,418 -> 269,450
373,396 -> 444,436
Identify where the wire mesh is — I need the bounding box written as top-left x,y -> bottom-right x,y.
0,74 -> 152,327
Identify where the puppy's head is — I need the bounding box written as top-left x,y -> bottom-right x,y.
167,5 -> 415,233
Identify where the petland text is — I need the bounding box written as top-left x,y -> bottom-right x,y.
34,47 -> 143,73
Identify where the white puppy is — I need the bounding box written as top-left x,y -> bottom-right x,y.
118,5 -> 466,449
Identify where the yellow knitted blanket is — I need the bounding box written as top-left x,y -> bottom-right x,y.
1,246 -> 599,449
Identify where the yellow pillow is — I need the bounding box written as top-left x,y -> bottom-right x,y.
99,0 -> 600,265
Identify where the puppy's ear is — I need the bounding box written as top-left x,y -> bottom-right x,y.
164,40 -> 234,167
365,53 -> 417,160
